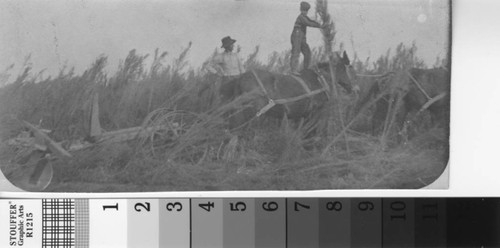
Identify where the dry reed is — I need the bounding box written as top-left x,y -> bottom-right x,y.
0,39 -> 449,190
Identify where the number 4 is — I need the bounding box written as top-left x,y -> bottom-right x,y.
199,202 -> 214,212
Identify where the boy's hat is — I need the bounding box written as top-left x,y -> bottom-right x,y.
300,1 -> 311,11
221,36 -> 236,48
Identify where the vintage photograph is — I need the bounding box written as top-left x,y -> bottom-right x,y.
0,0 -> 450,192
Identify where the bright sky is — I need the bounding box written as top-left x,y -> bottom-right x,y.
0,0 -> 450,80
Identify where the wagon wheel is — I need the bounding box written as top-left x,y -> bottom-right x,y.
6,150 -> 54,191
139,109 -> 209,164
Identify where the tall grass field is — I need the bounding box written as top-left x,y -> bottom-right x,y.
0,39 -> 449,191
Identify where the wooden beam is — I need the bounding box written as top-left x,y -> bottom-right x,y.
23,121 -> 72,158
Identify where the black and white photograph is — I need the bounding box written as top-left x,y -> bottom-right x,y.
0,0 -> 451,192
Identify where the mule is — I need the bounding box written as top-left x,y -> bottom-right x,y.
405,68 -> 450,126
218,51 -> 356,138
353,67 -> 450,137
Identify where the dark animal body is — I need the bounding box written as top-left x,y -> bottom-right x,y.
219,52 -> 355,136
405,68 -> 450,125
354,67 -> 450,136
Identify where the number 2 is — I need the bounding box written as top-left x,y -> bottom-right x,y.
134,202 -> 151,212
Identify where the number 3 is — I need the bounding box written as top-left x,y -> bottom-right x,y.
166,202 -> 183,212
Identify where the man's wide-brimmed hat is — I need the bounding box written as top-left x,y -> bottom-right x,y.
221,36 -> 236,48
300,1 -> 311,11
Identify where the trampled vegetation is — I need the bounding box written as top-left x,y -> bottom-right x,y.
0,40 -> 449,191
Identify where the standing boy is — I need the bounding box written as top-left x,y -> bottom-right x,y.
290,1 -> 323,75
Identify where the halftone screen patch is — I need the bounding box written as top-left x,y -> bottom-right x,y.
75,199 -> 89,248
